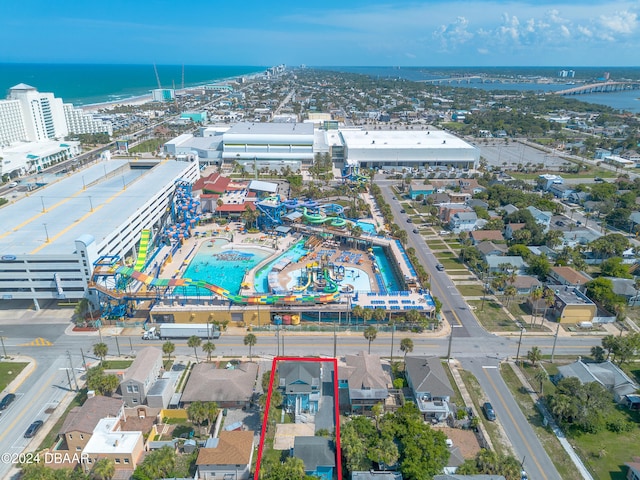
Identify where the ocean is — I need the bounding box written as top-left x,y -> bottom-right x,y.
0,64 -> 265,106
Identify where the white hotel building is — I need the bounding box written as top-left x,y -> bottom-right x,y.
0,158 -> 199,310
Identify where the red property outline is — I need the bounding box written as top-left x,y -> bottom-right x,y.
254,356 -> 342,480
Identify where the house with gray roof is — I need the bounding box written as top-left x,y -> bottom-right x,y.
603,277 -> 640,306
181,362 -> 258,408
293,436 -> 335,480
500,204 -> 519,215
405,356 -> 454,421
339,352 -> 391,415
561,229 -> 602,248
526,206 -> 552,230
120,347 -> 163,407
352,472 -> 403,480
476,241 -> 508,260
279,361 -> 321,414
556,359 -> 638,404
485,255 -> 527,274
449,211 -> 478,233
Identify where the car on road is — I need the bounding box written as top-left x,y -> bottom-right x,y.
24,420 -> 44,438
483,402 -> 496,421
412,229 -> 419,234
8,182 -> 18,188
406,218 -> 413,223
0,393 -> 16,410
400,209 -> 406,214
436,263 -> 445,271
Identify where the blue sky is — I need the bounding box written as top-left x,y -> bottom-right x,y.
3,0 -> 639,66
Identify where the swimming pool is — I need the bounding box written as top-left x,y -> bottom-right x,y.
286,266 -> 371,292
254,239 -> 309,293
372,246 -> 402,292
355,221 -> 377,234
182,239 -> 271,295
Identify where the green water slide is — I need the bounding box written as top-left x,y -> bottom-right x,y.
133,229 -> 151,272
301,208 -> 347,227
323,268 -> 339,293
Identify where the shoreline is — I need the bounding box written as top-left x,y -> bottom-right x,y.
80,71 -> 265,112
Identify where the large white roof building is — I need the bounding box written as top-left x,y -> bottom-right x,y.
340,128 -> 479,170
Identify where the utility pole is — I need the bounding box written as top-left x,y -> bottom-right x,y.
67,350 -> 79,391
114,336 -> 121,357
551,322 -> 561,363
515,327 -> 526,365
80,348 -> 87,371
0,332 -> 7,359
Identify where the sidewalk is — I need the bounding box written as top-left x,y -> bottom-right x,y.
507,361 -> 594,480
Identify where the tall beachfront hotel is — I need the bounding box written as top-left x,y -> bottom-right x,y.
0,158 -> 199,310
0,84 -> 112,178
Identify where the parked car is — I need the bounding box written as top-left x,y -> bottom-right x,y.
406,218 -> 413,223
439,230 -> 450,235
412,229 -> 419,234
0,393 -> 16,410
400,209 -> 406,214
483,402 -> 496,421
24,420 -> 43,438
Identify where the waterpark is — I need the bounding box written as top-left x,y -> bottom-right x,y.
89,175 -> 436,328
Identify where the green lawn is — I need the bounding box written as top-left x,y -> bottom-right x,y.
500,364 -> 583,480
129,138 -> 165,153
39,390 -> 87,450
435,251 -> 457,258
437,258 -> 464,269
457,284 -> 486,296
101,360 -> 133,369
506,301 -> 550,332
443,362 -> 465,408
517,364 -> 640,480
426,241 -> 447,249
468,300 -> 518,331
0,362 -> 28,392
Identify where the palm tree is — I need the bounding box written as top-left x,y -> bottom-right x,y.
187,335 -> 202,362
90,458 -> 115,480
400,338 -> 414,366
527,346 -> 542,367
503,285 -> 517,307
540,291 -> 555,327
202,341 -> 216,362
352,305 -> 364,322
216,198 -> 224,218
162,341 -> 175,364
529,287 -> 543,327
363,326 -> 377,354
93,342 -> 108,364
244,333 -> 257,362
533,369 -> 547,395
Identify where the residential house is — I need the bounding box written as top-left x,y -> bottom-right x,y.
279,361 -> 321,414
604,277 -> 640,306
405,356 -> 454,421
594,148 -> 612,160
146,376 -> 176,409
293,436 -> 335,480
475,241 -> 508,260
181,362 -> 258,408
548,285 -> 597,324
568,191 -> 589,205
466,199 -> 489,210
626,460 -> 640,480
458,178 -> 485,195
527,246 -> 559,261
120,347 -> 163,407
57,396 -> 125,456
629,212 -> 640,232
500,204 -> 519,215
439,205 -> 473,223
485,255 -> 527,275
469,230 -> 504,245
561,229 -> 602,248
504,223 -> 526,240
427,192 -> 451,205
449,211 -> 478,233
408,181 -> 435,200
556,359 -> 639,404
448,192 -> 472,204
352,472 -> 403,480
338,352 -> 392,415
196,430 -> 255,480
526,206 -> 553,230
509,275 -> 541,295
549,183 -> 575,199
538,174 -> 564,190
548,266 -> 591,289
82,417 -> 144,472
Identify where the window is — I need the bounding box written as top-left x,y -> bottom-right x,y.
68,434 -> 73,439
126,385 -> 133,393
80,434 -> 84,439
114,458 -> 120,464
124,458 -> 130,464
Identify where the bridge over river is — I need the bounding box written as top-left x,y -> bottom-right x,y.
554,81 -> 640,95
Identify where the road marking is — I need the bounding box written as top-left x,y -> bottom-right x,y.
19,338 -> 52,347
482,368 -> 548,480
482,365 -> 498,369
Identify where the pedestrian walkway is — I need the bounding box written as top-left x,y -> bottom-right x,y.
507,361 -> 594,480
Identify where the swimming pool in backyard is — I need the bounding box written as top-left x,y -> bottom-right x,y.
182,239 -> 272,295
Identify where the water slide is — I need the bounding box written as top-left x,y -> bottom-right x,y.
133,230 -> 151,272
322,268 -> 339,293
301,207 -> 347,228
293,268 -> 313,292
113,266 -> 339,305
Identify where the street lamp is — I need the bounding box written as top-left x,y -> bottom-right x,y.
43,223 -> 50,243
0,332 -> 7,359
515,326 -> 526,365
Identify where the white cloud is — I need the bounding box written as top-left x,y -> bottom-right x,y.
599,10 -> 638,34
